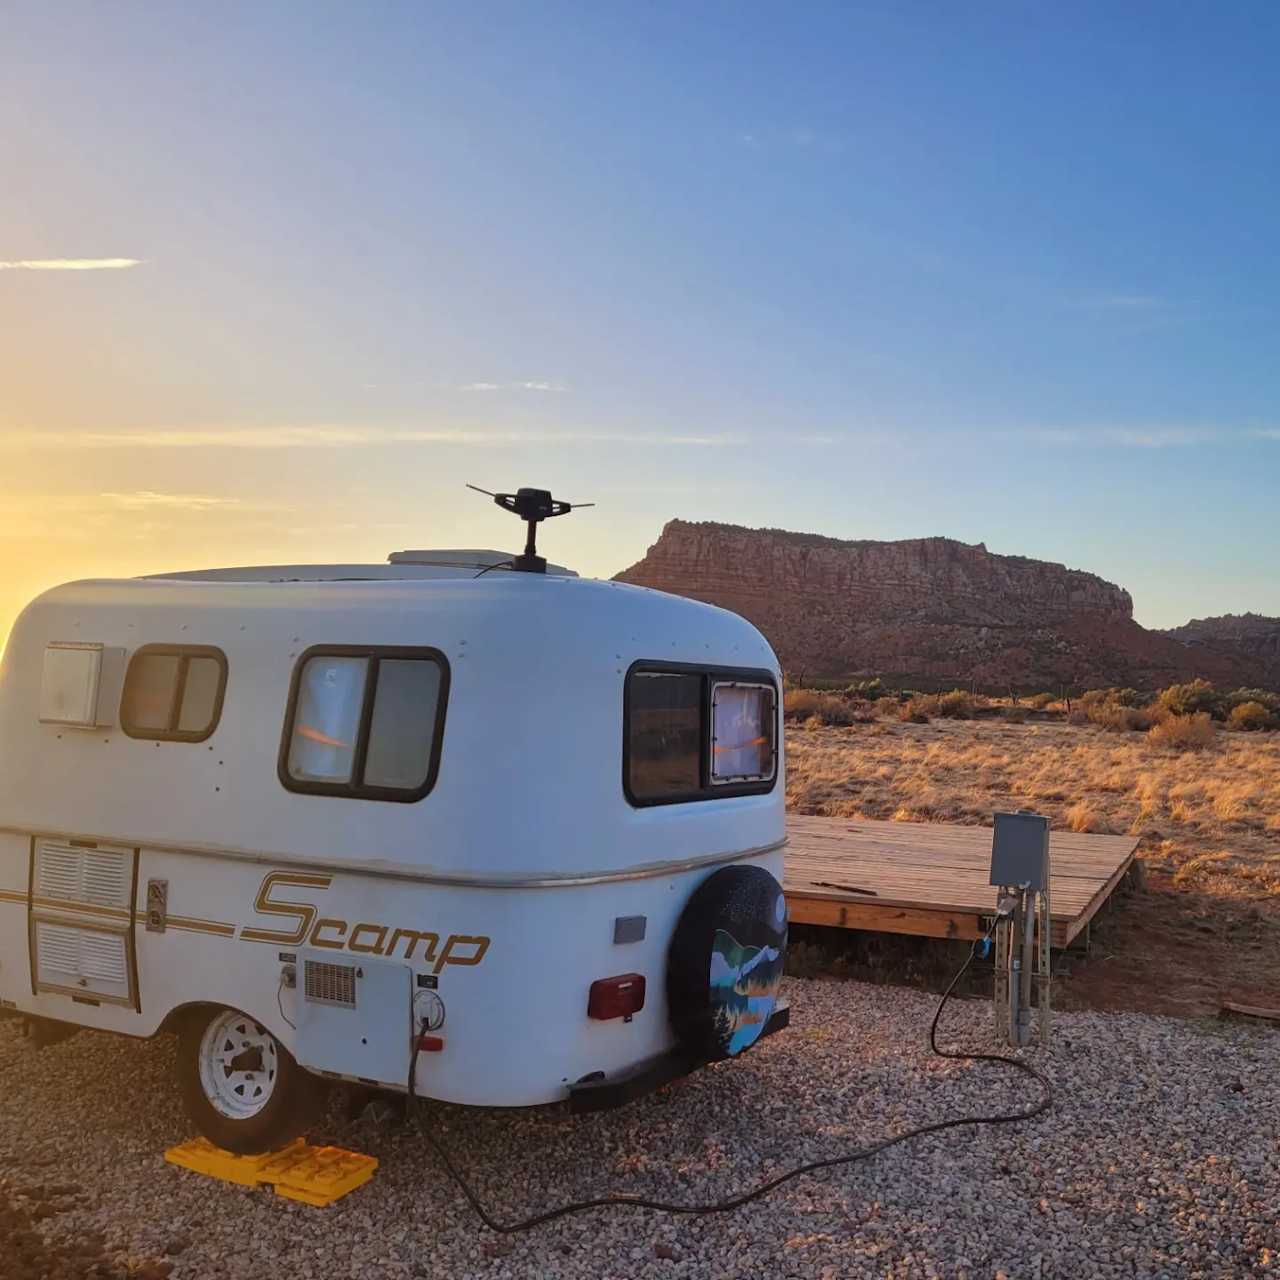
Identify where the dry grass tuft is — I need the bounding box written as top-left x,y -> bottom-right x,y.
1065,801 -> 1110,833
1147,712 -> 1216,752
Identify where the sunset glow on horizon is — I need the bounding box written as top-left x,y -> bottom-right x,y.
3,3 -> 1278,654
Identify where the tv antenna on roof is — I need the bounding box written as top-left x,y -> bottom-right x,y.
465,484 -> 594,574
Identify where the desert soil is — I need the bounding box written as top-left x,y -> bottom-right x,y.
786,718 -> 1280,1016
2,980 -> 1277,1279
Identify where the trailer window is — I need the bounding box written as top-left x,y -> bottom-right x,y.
281,646 -> 449,802
710,682 -> 776,784
624,663 -> 778,806
626,672 -> 702,802
120,646 -> 227,743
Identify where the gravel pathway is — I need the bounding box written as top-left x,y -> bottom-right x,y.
1,980 -> 1276,1279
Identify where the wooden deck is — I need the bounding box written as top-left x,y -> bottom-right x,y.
784,815 -> 1138,947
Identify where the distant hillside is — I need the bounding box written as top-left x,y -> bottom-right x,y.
615,520 -> 1261,691
1158,614 -> 1280,688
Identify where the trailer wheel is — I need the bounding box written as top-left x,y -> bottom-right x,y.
177,1006 -> 318,1154
667,865 -> 787,1062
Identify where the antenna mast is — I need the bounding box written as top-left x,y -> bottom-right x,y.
465,485 -> 593,574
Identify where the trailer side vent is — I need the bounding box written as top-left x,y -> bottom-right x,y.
304,959 -> 358,1008
35,840 -> 132,910
34,921 -> 131,1003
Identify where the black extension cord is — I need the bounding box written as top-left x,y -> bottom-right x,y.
405,933 -> 1053,1233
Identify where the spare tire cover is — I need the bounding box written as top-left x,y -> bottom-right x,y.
667,865 -> 787,1061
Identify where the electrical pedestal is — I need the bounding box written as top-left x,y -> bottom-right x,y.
989,811 -> 1052,1049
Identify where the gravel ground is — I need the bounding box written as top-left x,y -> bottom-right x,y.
1,980 -> 1276,1279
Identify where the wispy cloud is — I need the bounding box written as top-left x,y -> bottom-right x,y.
0,258 -> 142,271
458,380 -> 567,393
0,425 -> 736,450
1249,429 -> 1280,441
99,490 -> 246,511
1020,426 -> 1219,448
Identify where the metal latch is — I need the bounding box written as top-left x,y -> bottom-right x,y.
145,879 -> 168,933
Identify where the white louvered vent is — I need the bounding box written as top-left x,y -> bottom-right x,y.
35,840 -> 131,910
34,921 -> 131,1002
304,959 -> 358,1008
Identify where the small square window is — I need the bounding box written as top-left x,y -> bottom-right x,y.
121,646 -> 227,742
281,647 -> 449,802
710,682 -> 776,784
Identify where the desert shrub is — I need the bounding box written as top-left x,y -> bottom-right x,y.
898,696 -> 935,724
936,689 -> 982,719
1081,686 -> 1145,711
1228,701 -> 1276,732
845,677 -> 885,701
784,688 -> 854,726
1157,679 -> 1226,720
1148,712 -> 1216,751
1226,687 -> 1280,713
785,688 -> 826,721
1084,701 -> 1159,733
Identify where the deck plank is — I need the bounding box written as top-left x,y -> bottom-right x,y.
784,815 -> 1137,944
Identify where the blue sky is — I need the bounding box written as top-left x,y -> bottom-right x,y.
2,1 -> 1277,637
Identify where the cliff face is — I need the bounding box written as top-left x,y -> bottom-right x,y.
1159,615 -> 1280,688
615,520 -> 1257,690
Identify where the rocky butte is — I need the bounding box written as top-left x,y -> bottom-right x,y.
1158,614 -> 1280,689
615,520 -> 1259,690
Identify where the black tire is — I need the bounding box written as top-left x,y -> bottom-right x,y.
176,1006 -> 319,1154
667,865 -> 787,1062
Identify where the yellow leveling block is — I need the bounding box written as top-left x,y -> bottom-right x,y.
164,1137 -> 378,1206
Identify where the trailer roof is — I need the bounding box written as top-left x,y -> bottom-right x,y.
146,549 -> 576,582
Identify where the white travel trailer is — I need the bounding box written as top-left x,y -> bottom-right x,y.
0,491 -> 787,1152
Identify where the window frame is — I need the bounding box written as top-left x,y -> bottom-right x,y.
120,644 -> 228,744
622,660 -> 778,808
278,645 -> 450,804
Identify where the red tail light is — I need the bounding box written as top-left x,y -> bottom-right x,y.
588,973 -> 646,1021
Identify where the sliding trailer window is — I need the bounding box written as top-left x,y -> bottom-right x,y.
120,645 -> 228,743
624,662 -> 777,806
280,646 -> 449,803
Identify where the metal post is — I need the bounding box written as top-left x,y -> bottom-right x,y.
1038,882 -> 1052,1046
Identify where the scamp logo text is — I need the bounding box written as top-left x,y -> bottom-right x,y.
240,872 -> 490,975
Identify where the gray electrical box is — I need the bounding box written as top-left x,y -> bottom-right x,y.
989,811 -> 1050,891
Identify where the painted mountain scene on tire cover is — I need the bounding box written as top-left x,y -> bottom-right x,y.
709,930 -> 784,1055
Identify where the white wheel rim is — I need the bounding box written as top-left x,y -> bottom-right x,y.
198,1010 -> 280,1120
